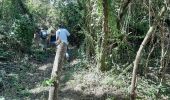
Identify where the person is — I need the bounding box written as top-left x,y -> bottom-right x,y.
40,27 -> 48,51
34,28 -> 41,47
47,29 -> 56,48
55,24 -> 70,61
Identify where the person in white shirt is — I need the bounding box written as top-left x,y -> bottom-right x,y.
56,25 -> 70,44
55,24 -> 70,61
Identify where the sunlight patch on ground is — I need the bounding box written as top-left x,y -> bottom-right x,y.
62,67 -> 121,99
26,72 -> 34,76
28,86 -> 49,94
38,63 -> 52,71
59,98 -> 75,100
7,73 -> 18,79
70,59 -> 81,66
0,96 -> 5,100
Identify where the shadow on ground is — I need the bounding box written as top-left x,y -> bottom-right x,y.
0,48 -> 130,100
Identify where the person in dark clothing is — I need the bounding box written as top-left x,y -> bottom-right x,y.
34,28 -> 41,47
47,29 -> 56,48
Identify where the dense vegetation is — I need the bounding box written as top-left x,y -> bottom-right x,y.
0,0 -> 170,100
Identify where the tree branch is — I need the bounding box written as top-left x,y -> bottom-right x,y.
130,5 -> 167,100
117,0 -> 132,29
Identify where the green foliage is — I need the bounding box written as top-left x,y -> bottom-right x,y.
158,84 -> 170,94
137,79 -> 158,98
26,0 -> 59,27
57,1 -> 85,46
42,79 -> 54,86
0,0 -> 170,99
12,15 -> 34,52
109,0 -> 119,35
0,48 -> 16,61
0,0 -> 12,20
31,49 -> 48,62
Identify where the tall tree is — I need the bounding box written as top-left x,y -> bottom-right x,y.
99,0 -> 109,71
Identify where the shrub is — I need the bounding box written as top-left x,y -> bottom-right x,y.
12,15 -> 34,53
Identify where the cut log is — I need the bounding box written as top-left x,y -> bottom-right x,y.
48,43 -> 67,100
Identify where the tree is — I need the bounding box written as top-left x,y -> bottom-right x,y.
130,5 -> 167,100
99,0 -> 109,71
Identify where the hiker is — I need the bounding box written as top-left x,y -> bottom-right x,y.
40,27 -> 48,51
34,28 -> 41,47
47,29 -> 56,48
55,24 -> 70,61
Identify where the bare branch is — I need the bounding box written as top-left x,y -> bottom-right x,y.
130,5 -> 167,100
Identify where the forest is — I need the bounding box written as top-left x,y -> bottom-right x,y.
0,0 -> 170,100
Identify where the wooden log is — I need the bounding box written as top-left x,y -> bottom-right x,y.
48,42 -> 67,100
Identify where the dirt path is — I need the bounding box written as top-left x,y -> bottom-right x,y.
0,49 -> 127,100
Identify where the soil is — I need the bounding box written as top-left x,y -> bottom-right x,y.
0,50 -> 127,100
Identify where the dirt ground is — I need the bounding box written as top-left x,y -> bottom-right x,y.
0,50 -> 128,100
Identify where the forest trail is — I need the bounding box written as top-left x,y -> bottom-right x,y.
1,49 -> 170,100
25,55 -> 109,100
27,51 -> 126,100
1,48 -> 126,100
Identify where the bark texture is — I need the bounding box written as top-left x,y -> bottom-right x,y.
100,0 -> 109,71
48,43 -> 67,100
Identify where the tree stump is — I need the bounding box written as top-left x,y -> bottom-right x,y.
48,42 -> 67,100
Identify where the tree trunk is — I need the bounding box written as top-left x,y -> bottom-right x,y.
130,6 -> 166,100
117,0 -> 132,30
0,0 -> 4,19
100,0 -> 109,71
48,43 -> 67,100
130,26 -> 155,100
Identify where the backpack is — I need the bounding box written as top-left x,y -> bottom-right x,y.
40,30 -> 47,39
